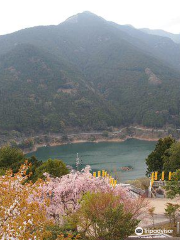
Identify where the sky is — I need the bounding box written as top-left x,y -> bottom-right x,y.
0,0 -> 180,35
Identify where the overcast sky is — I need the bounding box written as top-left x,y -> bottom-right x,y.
1,0 -> 180,35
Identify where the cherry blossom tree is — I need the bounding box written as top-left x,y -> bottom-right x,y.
0,163 -> 148,238
39,166 -> 148,224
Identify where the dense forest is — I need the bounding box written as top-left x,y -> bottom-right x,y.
0,11 -> 180,134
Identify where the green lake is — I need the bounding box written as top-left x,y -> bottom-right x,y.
27,139 -> 156,182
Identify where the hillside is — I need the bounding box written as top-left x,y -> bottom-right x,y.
0,11 -> 180,135
141,28 -> 180,44
0,44 -> 119,133
0,12 -> 180,71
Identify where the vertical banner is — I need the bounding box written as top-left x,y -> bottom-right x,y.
162,171 -> 164,181
155,171 -> 158,180
151,172 -> 154,187
169,172 -> 172,181
151,172 -> 154,180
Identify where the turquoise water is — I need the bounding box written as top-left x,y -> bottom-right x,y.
27,139 -> 156,182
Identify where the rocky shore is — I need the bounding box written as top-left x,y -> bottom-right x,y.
23,126 -> 174,154
1,126 -> 180,154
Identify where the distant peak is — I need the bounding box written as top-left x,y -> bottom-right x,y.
64,11 -> 106,24
124,24 -> 135,29
81,11 -> 97,15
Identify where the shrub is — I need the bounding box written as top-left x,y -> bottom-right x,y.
165,203 -> 180,226
126,177 -> 150,190
34,159 -> 69,181
68,192 -> 140,240
102,131 -> 109,137
0,145 -> 25,172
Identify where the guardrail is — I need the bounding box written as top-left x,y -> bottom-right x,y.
130,185 -> 146,196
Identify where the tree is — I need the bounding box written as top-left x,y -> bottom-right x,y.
146,136 -> 175,175
25,156 -> 43,182
0,163 -> 52,239
69,192 -> 140,240
102,131 -> 109,138
165,170 -> 180,198
34,159 -> 69,181
165,203 -> 180,226
38,166 -> 148,225
163,142 -> 180,172
0,145 -> 25,172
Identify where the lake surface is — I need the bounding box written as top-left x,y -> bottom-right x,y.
27,139 -> 156,182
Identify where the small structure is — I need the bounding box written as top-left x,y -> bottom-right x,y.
75,153 -> 82,171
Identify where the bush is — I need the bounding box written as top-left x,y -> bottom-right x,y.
126,177 -> 150,190
69,191 -> 139,240
0,168 -> 5,175
0,145 -> 25,172
165,203 -> 180,226
45,224 -> 81,240
34,159 -> 69,181
102,131 -> 109,137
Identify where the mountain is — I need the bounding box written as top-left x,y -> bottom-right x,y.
109,23 -> 180,70
0,44 -> 119,133
0,12 -> 180,71
0,11 -> 180,134
141,28 -> 180,44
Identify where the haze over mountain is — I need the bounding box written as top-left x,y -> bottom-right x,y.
141,28 -> 180,44
0,11 -> 180,135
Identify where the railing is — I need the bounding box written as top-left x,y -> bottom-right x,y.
152,181 -> 166,187
129,185 -> 146,196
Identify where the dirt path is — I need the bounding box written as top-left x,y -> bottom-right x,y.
140,198 -> 180,227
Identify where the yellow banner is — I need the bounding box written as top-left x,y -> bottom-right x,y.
155,171 -> 158,180
169,172 -> 172,181
162,171 -> 164,181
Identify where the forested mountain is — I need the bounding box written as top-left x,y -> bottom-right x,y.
0,11 -> 180,134
0,44 -> 120,133
141,28 -> 180,44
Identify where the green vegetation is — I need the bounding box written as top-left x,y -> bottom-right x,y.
45,224 -> 80,240
163,142 -> 180,172
0,12 -> 180,135
0,44 -> 119,133
146,136 -> 175,175
0,145 -> 25,172
146,136 -> 180,197
0,145 -> 69,181
69,191 -> 139,240
126,177 -> 150,190
102,131 -> 109,137
165,203 -> 180,225
165,170 -> 180,198
32,159 -> 69,182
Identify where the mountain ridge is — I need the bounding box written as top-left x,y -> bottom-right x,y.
0,11 -> 180,134
141,28 -> 180,44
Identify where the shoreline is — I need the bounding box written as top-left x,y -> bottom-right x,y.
25,136 -> 158,154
